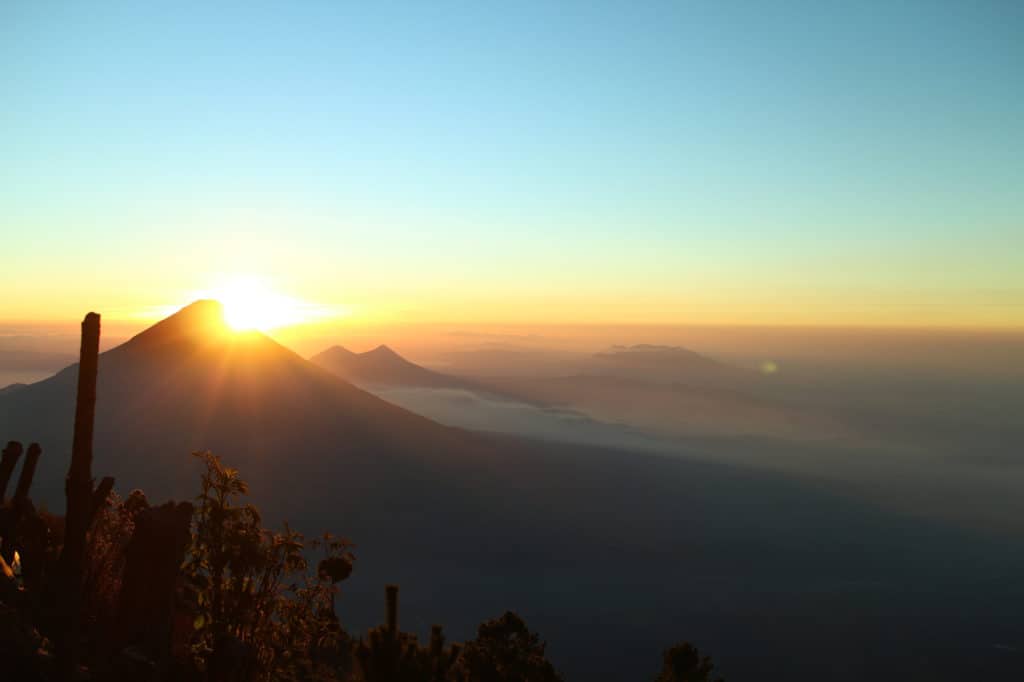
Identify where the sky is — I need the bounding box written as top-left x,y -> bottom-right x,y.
1,0 -> 1022,330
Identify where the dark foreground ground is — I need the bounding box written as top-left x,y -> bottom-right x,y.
281,437 -> 1024,682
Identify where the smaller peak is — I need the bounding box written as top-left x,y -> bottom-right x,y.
313,345 -> 359,361
361,345 -> 414,368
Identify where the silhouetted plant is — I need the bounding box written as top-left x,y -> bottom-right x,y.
353,585 -> 459,681
184,450 -> 355,681
80,489 -> 134,652
0,443 -> 725,682
448,610 -> 562,682
655,641 -> 724,682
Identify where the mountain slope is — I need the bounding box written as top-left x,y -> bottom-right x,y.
0,383 -> 27,396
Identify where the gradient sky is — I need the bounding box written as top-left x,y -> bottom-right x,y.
2,1 -> 1022,329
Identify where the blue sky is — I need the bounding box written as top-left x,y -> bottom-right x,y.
1,1 -> 1022,326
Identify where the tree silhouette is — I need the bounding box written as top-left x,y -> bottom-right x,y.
448,610 -> 562,682
655,641 -> 724,682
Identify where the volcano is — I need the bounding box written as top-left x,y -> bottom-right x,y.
0,301 -> 490,517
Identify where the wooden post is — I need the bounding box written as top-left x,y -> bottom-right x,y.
0,440 -> 23,504
57,312 -> 101,680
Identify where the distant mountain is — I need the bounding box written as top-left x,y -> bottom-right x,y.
427,344 -> 754,386
311,344 -> 486,391
311,342 -> 848,443
589,344 -> 753,387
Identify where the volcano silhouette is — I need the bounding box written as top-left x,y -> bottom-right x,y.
0,301 -> 490,516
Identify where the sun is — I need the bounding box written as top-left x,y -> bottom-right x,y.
208,276 -> 309,331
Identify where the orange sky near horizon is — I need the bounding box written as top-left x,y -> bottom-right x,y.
4,293 -> 1023,383
3,271 -> 1022,333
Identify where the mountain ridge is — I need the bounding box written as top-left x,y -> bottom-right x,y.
311,343 -> 484,391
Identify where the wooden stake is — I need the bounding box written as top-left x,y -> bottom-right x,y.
57,312 -> 101,680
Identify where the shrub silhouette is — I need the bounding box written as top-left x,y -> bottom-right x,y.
184,450 -> 355,680
655,641 -> 724,682
349,584 -> 462,681
448,611 -> 562,682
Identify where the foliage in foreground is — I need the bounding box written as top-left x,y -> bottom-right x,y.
1,448 -> 722,681
184,451 -> 355,680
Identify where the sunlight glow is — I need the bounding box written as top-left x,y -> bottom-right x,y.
138,275 -> 347,333
207,276 -> 312,331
